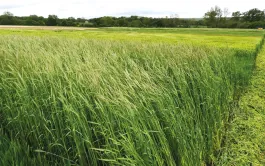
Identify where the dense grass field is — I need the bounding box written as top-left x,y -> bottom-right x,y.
0,28 -> 264,165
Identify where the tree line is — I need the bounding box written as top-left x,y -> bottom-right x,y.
0,6 -> 264,28
204,6 -> 265,28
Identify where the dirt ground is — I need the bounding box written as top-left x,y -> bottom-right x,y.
0,25 -> 98,30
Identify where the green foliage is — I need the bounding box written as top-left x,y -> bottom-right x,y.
204,7 -> 265,29
130,20 -> 143,27
46,15 -> 59,26
204,6 -> 223,28
2,11 -> 13,17
243,8 -> 265,22
0,7 -> 265,29
0,28 -> 263,165
232,11 -> 242,21
98,17 -> 115,27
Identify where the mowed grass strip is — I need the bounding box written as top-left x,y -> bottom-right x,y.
218,36 -> 265,166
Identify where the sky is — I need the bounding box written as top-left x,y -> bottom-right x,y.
0,0 -> 264,18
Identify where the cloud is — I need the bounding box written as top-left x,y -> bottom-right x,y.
115,10 -> 176,18
0,0 -> 264,18
0,5 -> 24,10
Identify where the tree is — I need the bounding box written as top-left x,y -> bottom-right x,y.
3,11 -> 13,16
204,6 -> 223,27
232,11 -> 241,21
223,8 -> 230,18
67,17 -> 76,25
60,19 -> 67,26
99,17 -> 114,27
223,8 -> 230,22
46,15 -> 59,26
243,8 -> 265,22
25,15 -> 45,25
0,11 -> 15,25
82,21 -> 94,27
219,8 -> 230,27
130,20 -> 142,27
141,17 -> 151,27
117,17 -> 129,27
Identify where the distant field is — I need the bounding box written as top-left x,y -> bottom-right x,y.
0,25 -> 97,30
0,27 -> 263,50
0,28 -> 264,165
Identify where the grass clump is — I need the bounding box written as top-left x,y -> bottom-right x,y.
0,35 -> 258,165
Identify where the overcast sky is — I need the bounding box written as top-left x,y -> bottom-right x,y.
0,0 -> 264,18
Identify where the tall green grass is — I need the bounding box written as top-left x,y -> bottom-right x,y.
0,36 -> 257,165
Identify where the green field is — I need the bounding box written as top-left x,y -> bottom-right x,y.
0,28 -> 263,50
0,28 -> 264,165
